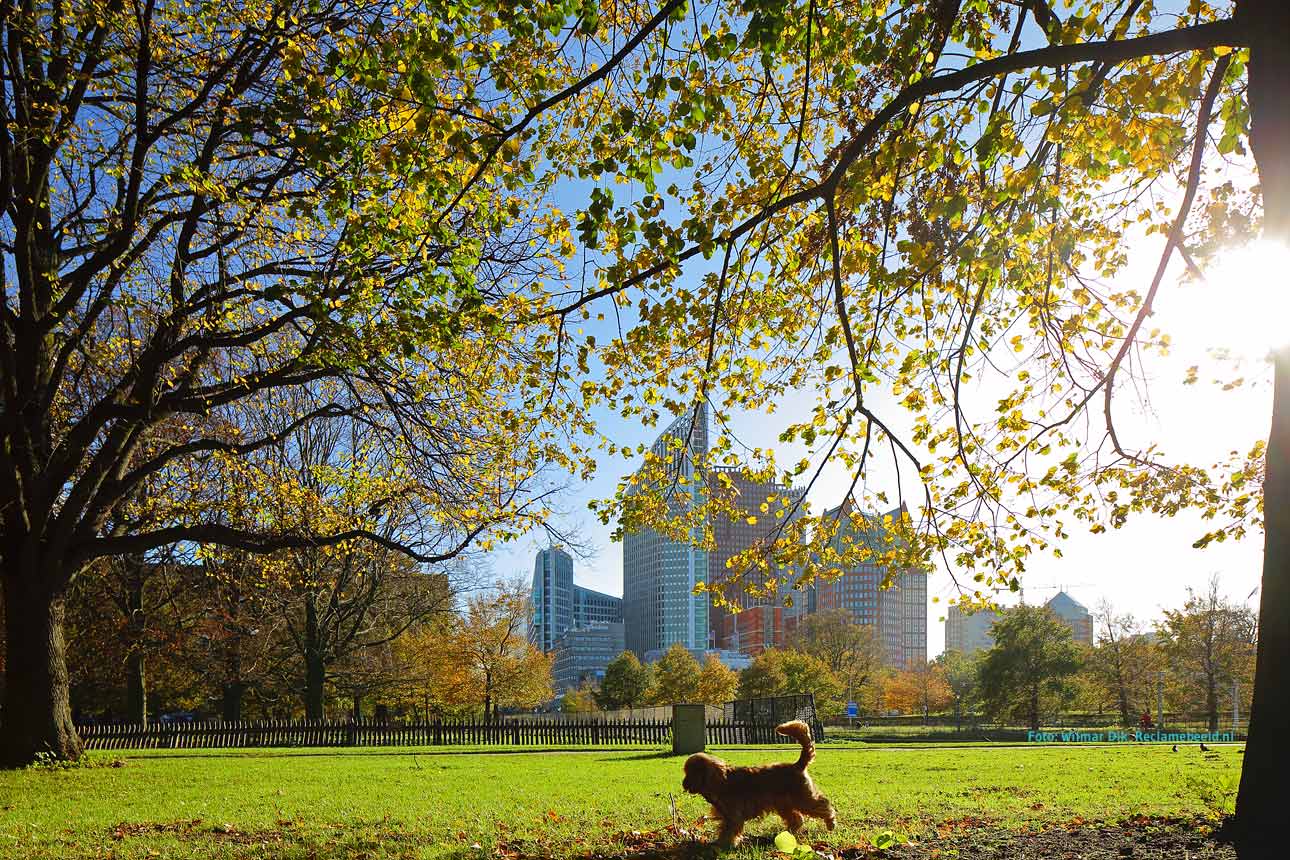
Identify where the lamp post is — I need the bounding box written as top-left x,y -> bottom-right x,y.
1156,671 -> 1165,731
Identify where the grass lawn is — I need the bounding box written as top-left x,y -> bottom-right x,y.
0,742 -> 1242,859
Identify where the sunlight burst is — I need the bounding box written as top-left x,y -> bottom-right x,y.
1169,238 -> 1290,360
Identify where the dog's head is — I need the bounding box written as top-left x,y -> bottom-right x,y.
681,753 -> 727,797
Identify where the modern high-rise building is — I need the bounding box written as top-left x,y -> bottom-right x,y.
574,585 -> 623,629
792,498 -> 927,669
530,546 -> 574,653
530,546 -> 623,653
945,605 -> 1001,656
707,466 -> 806,655
1045,591 -> 1093,645
553,622 -> 626,692
622,406 -> 710,658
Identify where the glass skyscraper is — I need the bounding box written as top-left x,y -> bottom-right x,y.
530,546 -> 575,653
791,500 -> 928,669
622,405 -> 710,659
530,546 -> 624,654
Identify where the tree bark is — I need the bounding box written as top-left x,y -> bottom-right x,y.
126,650 -> 147,726
0,575 -> 82,765
124,557 -> 147,726
1206,673 -> 1219,733
303,596 -> 327,720
1235,0 -> 1290,849
221,682 -> 246,722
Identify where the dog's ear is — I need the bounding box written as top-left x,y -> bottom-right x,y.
698,756 -> 727,795
682,754 -> 725,796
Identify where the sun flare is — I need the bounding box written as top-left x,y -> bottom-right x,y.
1166,238 -> 1290,360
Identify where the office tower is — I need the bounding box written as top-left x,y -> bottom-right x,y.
622,405 -> 710,658
945,604 -> 1002,656
807,498 -> 928,669
530,546 -> 624,654
530,546 -> 575,653
553,622 -> 626,692
573,585 -> 623,628
1045,591 -> 1094,645
707,466 -> 806,655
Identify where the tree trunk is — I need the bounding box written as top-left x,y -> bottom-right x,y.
303,596 -> 326,720
1029,686 -> 1040,733
123,555 -> 147,726
221,682 -> 246,722
126,650 -> 147,727
351,693 -> 361,722
1236,0 -> 1290,848
222,648 -> 245,721
1206,674 -> 1219,733
0,575 -> 82,765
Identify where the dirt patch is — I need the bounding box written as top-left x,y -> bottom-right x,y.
489,816 -> 1237,860
837,816 -> 1236,859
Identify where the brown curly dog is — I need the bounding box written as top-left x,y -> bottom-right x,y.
681,720 -> 837,848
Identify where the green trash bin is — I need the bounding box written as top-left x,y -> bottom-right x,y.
673,704 -> 706,755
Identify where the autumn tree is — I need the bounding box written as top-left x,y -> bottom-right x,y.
883,662 -> 952,719
736,650 -> 786,701
937,650 -> 980,728
788,608 -> 884,706
978,606 -> 1082,731
595,651 -> 654,711
1088,601 -> 1164,726
738,649 -> 844,715
1157,578 -> 1257,731
549,0 -> 1286,843
243,411 -> 460,719
448,580 -> 552,719
64,551 -> 199,725
64,557 -> 208,721
387,614 -> 474,719
185,550 -> 283,722
560,681 -> 600,714
696,654 -> 739,705
647,642 -> 701,705
0,0 -> 691,763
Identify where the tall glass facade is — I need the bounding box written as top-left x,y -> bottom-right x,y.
530,547 -> 624,653
623,406 -> 709,658
530,547 -> 574,653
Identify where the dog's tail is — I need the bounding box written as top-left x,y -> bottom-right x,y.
776,720 -> 815,769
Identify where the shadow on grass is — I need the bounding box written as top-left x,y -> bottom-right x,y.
444,833 -> 751,860
119,746 -> 666,761
598,750 -> 684,762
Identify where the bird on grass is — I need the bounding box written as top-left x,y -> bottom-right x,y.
1171,744 -> 1178,752
1200,743 -> 1210,752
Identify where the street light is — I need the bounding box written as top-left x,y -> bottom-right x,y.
1156,671 -> 1165,732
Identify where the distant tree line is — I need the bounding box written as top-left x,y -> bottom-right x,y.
33,567 -> 552,724
561,580 -> 1256,734
946,577 -> 1256,732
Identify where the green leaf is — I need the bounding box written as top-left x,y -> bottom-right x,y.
773,831 -> 798,853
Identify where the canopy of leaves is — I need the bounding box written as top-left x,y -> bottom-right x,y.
978,605 -> 1083,728
595,651 -> 653,711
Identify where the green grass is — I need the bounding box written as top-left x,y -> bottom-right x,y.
0,742 -> 1242,859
